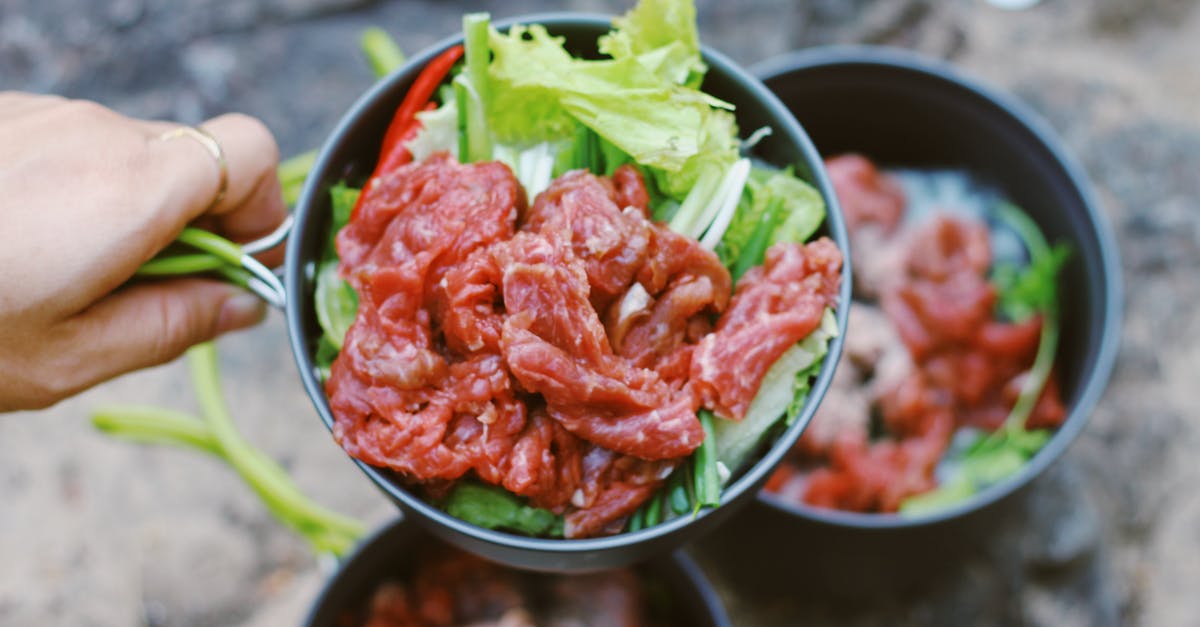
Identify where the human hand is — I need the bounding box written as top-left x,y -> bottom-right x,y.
0,92 -> 286,410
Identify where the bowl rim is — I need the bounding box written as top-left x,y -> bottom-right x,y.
286,15 -> 852,555
749,44 -> 1124,529
303,516 -> 733,627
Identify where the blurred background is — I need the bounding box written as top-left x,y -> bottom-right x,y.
1,0 -> 1197,625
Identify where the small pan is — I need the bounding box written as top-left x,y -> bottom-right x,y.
253,14 -> 850,572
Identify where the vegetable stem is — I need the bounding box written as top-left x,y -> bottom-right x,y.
92,406 -> 221,455
694,410 -> 721,508
360,27 -> 406,79
135,254 -> 225,277
991,202 -> 1063,437
176,228 -> 244,267
456,13 -> 493,163
729,195 -> 783,281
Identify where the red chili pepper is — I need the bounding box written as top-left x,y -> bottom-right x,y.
350,44 -> 464,221
375,44 -> 464,174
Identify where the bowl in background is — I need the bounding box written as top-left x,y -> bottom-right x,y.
304,517 -> 732,627
751,44 -> 1121,528
286,14 -> 851,572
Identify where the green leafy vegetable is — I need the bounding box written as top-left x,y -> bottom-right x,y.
598,0 -> 706,87
486,5 -> 738,200
326,183 -> 360,256
314,262 -> 357,350
900,428 -> 1051,515
991,208 -> 1071,323
693,410 -> 721,508
442,482 -> 563,537
405,99 -> 459,163
314,183 -> 361,374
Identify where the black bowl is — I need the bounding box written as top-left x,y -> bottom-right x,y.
750,46 -> 1122,528
304,517 -> 731,627
286,15 -> 851,571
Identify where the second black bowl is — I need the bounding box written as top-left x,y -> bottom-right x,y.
751,45 -> 1121,530
305,517 -> 731,627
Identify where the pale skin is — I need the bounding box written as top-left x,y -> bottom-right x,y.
0,92 -> 287,411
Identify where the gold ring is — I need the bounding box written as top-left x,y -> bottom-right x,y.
158,125 -> 228,212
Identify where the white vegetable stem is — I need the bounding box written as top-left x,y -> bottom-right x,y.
699,158 -> 752,250
671,158 -> 751,241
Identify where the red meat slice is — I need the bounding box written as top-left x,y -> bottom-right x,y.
496,233 -> 704,461
692,238 -> 843,420
520,169 -> 651,311
824,153 -> 905,233
564,447 -> 673,538
608,226 -> 731,382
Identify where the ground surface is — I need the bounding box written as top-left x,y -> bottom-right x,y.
1,1 -> 1197,625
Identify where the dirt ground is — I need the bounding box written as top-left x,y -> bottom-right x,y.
2,1 -> 1197,625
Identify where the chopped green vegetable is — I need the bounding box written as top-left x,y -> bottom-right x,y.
898,475 -> 975,515
628,506 -> 645,532
455,13 -> 494,163
326,182 -> 360,256
728,195 -> 783,281
993,249 -> 1071,323
669,475 -> 690,514
643,489 -> 664,527
694,410 -> 721,508
900,428 -> 1052,515
315,184 -> 361,370
442,482 -> 563,537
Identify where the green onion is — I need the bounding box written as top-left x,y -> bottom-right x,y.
643,488 -> 663,527
135,254 -> 225,277
694,410 -> 721,508
455,13 -> 493,163
359,27 -> 406,79
628,506 -> 645,532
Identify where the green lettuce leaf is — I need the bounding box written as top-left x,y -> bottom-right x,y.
443,481 -> 564,537
486,15 -> 737,200
598,0 -> 706,87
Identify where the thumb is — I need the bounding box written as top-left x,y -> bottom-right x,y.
58,279 -> 267,392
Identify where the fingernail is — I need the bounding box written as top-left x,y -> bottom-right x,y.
217,291 -> 267,334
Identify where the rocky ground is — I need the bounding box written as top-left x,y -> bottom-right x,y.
1,0 -> 1197,625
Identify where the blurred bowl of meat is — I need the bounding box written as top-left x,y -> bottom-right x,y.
285,13 -> 850,572
748,46 -> 1121,530
304,516 -> 731,627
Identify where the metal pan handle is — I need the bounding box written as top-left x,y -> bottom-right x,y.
238,215 -> 294,310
